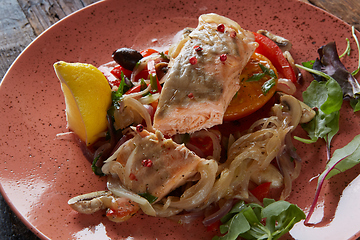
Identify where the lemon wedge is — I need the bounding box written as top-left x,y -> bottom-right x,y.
54,61 -> 112,146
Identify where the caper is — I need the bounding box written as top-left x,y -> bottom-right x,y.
112,48 -> 143,70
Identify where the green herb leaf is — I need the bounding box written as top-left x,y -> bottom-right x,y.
339,38 -> 351,58
302,60 -> 315,69
246,72 -> 266,82
294,76 -> 342,146
261,78 -> 276,95
244,64 -> 277,95
91,154 -> 105,176
213,199 -> 305,240
138,192 -> 158,204
305,134 -> 360,223
140,78 -> 147,91
322,134 -> 360,180
160,52 -> 170,61
111,71 -> 133,107
351,26 -> 360,76
214,213 -> 250,240
149,74 -> 158,93
350,98 -> 360,112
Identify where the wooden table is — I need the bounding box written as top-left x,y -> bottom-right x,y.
0,0 -> 359,239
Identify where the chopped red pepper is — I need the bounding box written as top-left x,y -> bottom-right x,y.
140,48 -> 159,57
133,68 -> 149,82
250,182 -> 272,202
194,46 -> 203,52
125,83 -> 149,94
129,173 -> 137,181
253,32 -> 296,83
110,65 -> 132,80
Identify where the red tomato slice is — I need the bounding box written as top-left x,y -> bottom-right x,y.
253,32 -> 296,83
133,68 -> 149,82
250,182 -> 272,202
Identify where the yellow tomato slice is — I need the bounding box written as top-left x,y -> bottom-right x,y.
224,53 -> 278,121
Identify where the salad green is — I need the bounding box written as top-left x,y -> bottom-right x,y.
213,199 -> 305,240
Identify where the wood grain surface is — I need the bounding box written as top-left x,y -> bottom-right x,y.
0,0 -> 359,239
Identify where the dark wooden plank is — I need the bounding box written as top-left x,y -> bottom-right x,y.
16,0 -> 99,36
0,2 -> 100,239
309,0 -> 360,30
0,0 -> 36,80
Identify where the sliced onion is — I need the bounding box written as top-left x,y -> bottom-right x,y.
138,93 -> 160,105
122,97 -> 154,132
169,160 -> 217,210
276,78 -> 297,95
189,130 -> 221,161
107,174 -> 156,216
168,210 -> 205,225
202,199 -> 233,226
185,143 -> 206,158
123,84 -> 151,99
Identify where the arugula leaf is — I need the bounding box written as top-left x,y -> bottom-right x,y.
305,134 -> 360,223
262,201 -> 305,240
213,199 -> 305,240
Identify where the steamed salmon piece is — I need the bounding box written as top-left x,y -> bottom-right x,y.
153,13 -> 258,136
116,130 -> 202,202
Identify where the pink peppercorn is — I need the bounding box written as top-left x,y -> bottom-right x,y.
217,24 -> 225,33
220,54 -> 227,62
142,159 -> 153,167
189,56 -> 197,65
188,93 -> 194,99
136,124 -> 144,132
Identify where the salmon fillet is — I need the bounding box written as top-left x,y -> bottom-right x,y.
115,130 -> 202,201
153,13 -> 258,136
